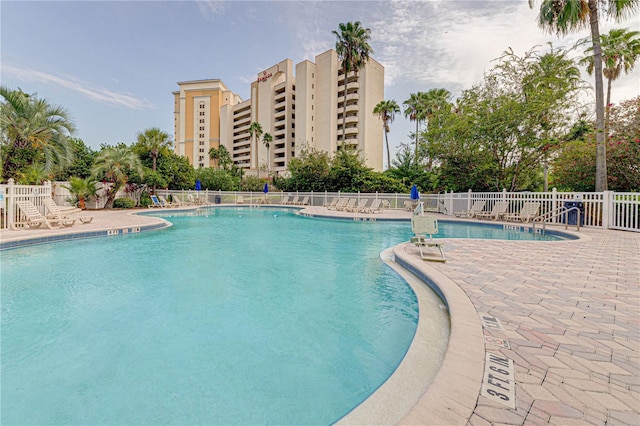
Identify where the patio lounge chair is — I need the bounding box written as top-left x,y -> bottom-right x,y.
338,198 -> 357,212
475,201 -> 509,221
281,195 -> 290,205
297,196 -> 310,205
149,195 -> 164,208
410,205 -> 446,262
351,199 -> 369,213
43,198 -> 83,226
454,200 -> 486,218
324,197 -> 339,209
504,201 -> 541,223
288,196 -> 299,205
364,198 -> 383,214
14,200 -> 62,229
236,195 -> 244,204
158,195 -> 175,207
328,198 -> 347,211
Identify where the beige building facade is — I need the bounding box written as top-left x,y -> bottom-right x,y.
174,49 -> 384,173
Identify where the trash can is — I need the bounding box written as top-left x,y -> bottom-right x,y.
214,195 -> 221,204
563,201 -> 584,226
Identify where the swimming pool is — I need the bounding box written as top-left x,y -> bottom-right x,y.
0,207 -> 562,424
1,208 -> 426,424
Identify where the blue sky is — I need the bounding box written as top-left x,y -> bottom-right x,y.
2,0 -> 639,164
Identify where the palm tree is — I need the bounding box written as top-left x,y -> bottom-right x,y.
373,99 -> 400,169
209,145 -> 233,170
403,92 -> 426,160
421,88 -> 452,170
529,0 -> 639,191
0,86 -> 75,181
248,121 -> 263,168
262,132 -> 273,174
333,21 -> 373,146
136,127 -> 171,173
63,176 -> 98,210
91,145 -> 144,208
580,28 -> 640,130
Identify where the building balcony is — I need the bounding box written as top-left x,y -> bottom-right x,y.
344,115 -> 359,124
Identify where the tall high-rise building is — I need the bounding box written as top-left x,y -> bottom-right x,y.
173,49 -> 384,173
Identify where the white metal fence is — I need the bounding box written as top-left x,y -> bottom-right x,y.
1,180 -> 638,232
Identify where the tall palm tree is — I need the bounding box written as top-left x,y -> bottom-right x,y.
248,121 -> 263,169
91,145 -> 144,208
262,132 -> 273,174
529,0 -> 639,191
136,127 -> 171,173
0,86 -> 75,181
373,99 -> 400,169
421,88 -> 452,170
333,21 -> 373,147
403,92 -> 426,160
580,28 -> 640,130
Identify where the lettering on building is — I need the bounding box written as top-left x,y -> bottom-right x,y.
257,71 -> 273,82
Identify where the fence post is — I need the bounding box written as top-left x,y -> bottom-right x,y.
602,191 -> 612,230
467,189 -> 472,210
552,188 -> 558,224
7,178 -> 15,229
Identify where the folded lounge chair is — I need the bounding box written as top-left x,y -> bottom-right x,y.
504,201 -> 541,223
410,204 -> 446,262
324,197 -> 339,209
454,200 -> 486,218
351,199 -> 369,213
475,201 -> 509,221
158,195 -> 175,207
338,198 -> 357,212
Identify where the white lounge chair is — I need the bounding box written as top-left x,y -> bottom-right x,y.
504,202 -> 541,223
288,196 -> 299,205
43,198 -> 84,226
14,200 -> 62,229
328,198 -> 347,211
475,201 -> 509,221
324,197 -> 339,209
351,199 -> 369,213
158,195 -> 175,207
364,198 -> 383,214
338,198 -> 357,212
411,208 -> 446,262
297,196 -> 310,205
236,195 -> 244,204
148,195 -> 165,208
455,200 -> 486,218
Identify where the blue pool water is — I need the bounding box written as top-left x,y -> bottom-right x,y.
1,208 -> 560,424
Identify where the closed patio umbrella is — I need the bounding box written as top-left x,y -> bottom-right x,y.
410,184 -> 419,200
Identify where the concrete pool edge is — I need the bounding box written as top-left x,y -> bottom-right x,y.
340,243 -> 485,425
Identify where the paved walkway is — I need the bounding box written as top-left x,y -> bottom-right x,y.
1,205 -> 638,425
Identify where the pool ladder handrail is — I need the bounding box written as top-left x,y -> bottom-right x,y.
531,206 -> 582,235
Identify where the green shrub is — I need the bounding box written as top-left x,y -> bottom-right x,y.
139,193 -> 152,207
113,198 -> 136,209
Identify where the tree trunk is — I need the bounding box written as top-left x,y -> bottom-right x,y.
589,0 -> 607,191
384,125 -> 391,169
605,76 -> 613,135
414,120 -> 419,162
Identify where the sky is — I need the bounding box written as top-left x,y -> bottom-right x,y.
2,0 -> 639,165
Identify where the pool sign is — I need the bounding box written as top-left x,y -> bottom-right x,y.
481,352 -> 515,409
480,314 -> 504,331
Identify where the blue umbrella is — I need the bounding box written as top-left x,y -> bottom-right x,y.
195,180 -> 202,191
263,183 -> 269,194
410,184 -> 420,200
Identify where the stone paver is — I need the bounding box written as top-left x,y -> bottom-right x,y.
1,204 -> 639,425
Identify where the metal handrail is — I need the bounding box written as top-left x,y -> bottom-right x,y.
532,206 -> 582,234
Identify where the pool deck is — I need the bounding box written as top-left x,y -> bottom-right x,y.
1,204 -> 638,425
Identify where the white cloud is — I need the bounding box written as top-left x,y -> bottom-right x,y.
1,63 -> 157,110
196,0 -> 226,19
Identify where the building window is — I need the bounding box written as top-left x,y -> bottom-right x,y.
199,163 -> 204,168
200,119 -> 204,123
312,73 -> 314,78
311,116 -> 314,121
199,156 -> 204,161
199,148 -> 204,153
199,126 -> 204,131
199,141 -> 204,146
311,126 -> 313,132
200,111 -> 205,116
199,102 -> 205,109
199,133 -> 204,138
311,105 -> 314,110
312,83 -> 314,89
311,94 -> 314,100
